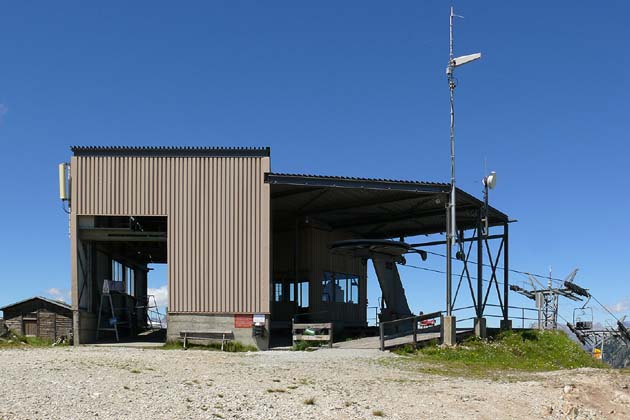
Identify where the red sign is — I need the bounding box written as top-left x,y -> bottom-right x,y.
234,314 -> 253,328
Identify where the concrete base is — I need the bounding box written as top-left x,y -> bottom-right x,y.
500,319 -> 513,331
74,311 -> 98,345
474,317 -> 487,338
441,315 -> 457,346
167,313 -> 270,350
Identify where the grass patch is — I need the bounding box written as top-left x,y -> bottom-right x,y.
266,388 -> 287,393
372,409 -> 384,416
291,341 -> 322,351
0,331 -> 60,348
161,340 -> 257,352
303,397 -> 315,405
393,330 -> 606,378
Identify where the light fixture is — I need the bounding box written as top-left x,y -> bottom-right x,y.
483,171 -> 497,189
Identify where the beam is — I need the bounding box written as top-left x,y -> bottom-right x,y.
79,228 -> 167,242
410,233 -> 505,248
328,206 -> 481,232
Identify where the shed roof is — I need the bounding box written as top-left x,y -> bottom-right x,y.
0,296 -> 71,312
266,172 -> 509,238
71,146 -> 270,158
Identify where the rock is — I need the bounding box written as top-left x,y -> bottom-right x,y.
563,385 -> 575,394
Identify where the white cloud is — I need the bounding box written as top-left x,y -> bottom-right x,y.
607,298 -> 630,314
147,285 -> 168,327
148,284 -> 168,309
45,287 -> 71,303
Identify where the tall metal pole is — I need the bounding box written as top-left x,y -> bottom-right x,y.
446,6 -> 456,316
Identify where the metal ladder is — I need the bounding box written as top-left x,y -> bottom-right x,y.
96,292 -> 129,342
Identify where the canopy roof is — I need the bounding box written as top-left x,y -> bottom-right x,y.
266,173 -> 509,239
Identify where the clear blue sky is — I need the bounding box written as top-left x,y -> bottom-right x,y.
0,2 -> 628,327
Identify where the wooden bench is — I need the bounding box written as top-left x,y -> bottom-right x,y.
292,322 -> 334,348
179,330 -> 234,350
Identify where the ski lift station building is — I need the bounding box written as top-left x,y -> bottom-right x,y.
63,146 -> 510,349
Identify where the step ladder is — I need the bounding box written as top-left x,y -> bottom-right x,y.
96,282 -> 131,342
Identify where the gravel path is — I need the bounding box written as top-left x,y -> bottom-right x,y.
0,346 -> 628,419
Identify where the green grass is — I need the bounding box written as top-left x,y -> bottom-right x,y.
303,397 -> 315,405
291,341 -> 323,351
393,330 -> 606,378
161,340 -> 257,352
0,331 -> 61,348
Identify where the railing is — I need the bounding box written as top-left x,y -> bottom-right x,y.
378,311 -> 442,351
451,304 -> 539,328
367,306 -> 380,327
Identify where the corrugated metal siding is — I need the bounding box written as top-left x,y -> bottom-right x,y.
72,156 -> 270,314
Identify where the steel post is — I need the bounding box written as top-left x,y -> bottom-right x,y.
477,216 -> 483,318
503,223 -> 509,322
446,205 -> 452,316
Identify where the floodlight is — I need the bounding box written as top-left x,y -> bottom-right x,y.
483,171 -> 497,189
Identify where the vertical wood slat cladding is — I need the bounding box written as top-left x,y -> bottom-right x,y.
72,156 -> 271,314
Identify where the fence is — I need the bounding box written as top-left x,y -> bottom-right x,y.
378,310 -> 442,351
451,304 -> 539,329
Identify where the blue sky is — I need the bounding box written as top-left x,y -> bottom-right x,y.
0,2 -> 628,327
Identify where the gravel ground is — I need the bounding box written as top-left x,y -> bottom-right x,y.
0,346 -> 628,420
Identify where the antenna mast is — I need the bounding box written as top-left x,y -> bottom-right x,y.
446,6 -> 456,316
445,7 -> 481,316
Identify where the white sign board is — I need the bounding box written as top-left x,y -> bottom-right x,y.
253,314 -> 266,325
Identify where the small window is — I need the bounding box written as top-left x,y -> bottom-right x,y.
274,282 -> 283,303
297,281 -> 309,308
126,267 -> 135,296
322,272 -> 360,304
112,260 -> 124,282
349,277 -> 359,304
322,272 -> 335,303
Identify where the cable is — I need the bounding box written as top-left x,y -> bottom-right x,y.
423,250 -> 567,285
590,294 -> 622,324
403,263 -> 506,286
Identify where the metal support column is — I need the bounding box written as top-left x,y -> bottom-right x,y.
501,223 -> 512,330
446,204 -> 452,316
476,217 -> 483,318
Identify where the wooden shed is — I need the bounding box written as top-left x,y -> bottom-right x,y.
1,297 -> 72,341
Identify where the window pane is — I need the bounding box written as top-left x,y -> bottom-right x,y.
349,276 -> 359,304
298,281 -> 309,308
289,282 -> 296,302
336,276 -> 347,303
323,272 -> 360,304
322,272 -> 334,303
274,282 -> 283,302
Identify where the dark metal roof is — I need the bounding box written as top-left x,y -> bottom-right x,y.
267,172 -> 509,239
71,146 -> 270,158
0,296 -> 71,312
266,173 -> 449,194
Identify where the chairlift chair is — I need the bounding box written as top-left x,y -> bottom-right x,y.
573,306 -> 593,330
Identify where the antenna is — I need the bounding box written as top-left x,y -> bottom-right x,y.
445,6 -> 482,316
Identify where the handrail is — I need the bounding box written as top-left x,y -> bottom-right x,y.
379,311 -> 442,351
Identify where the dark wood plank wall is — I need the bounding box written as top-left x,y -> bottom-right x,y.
2,300 -> 72,340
